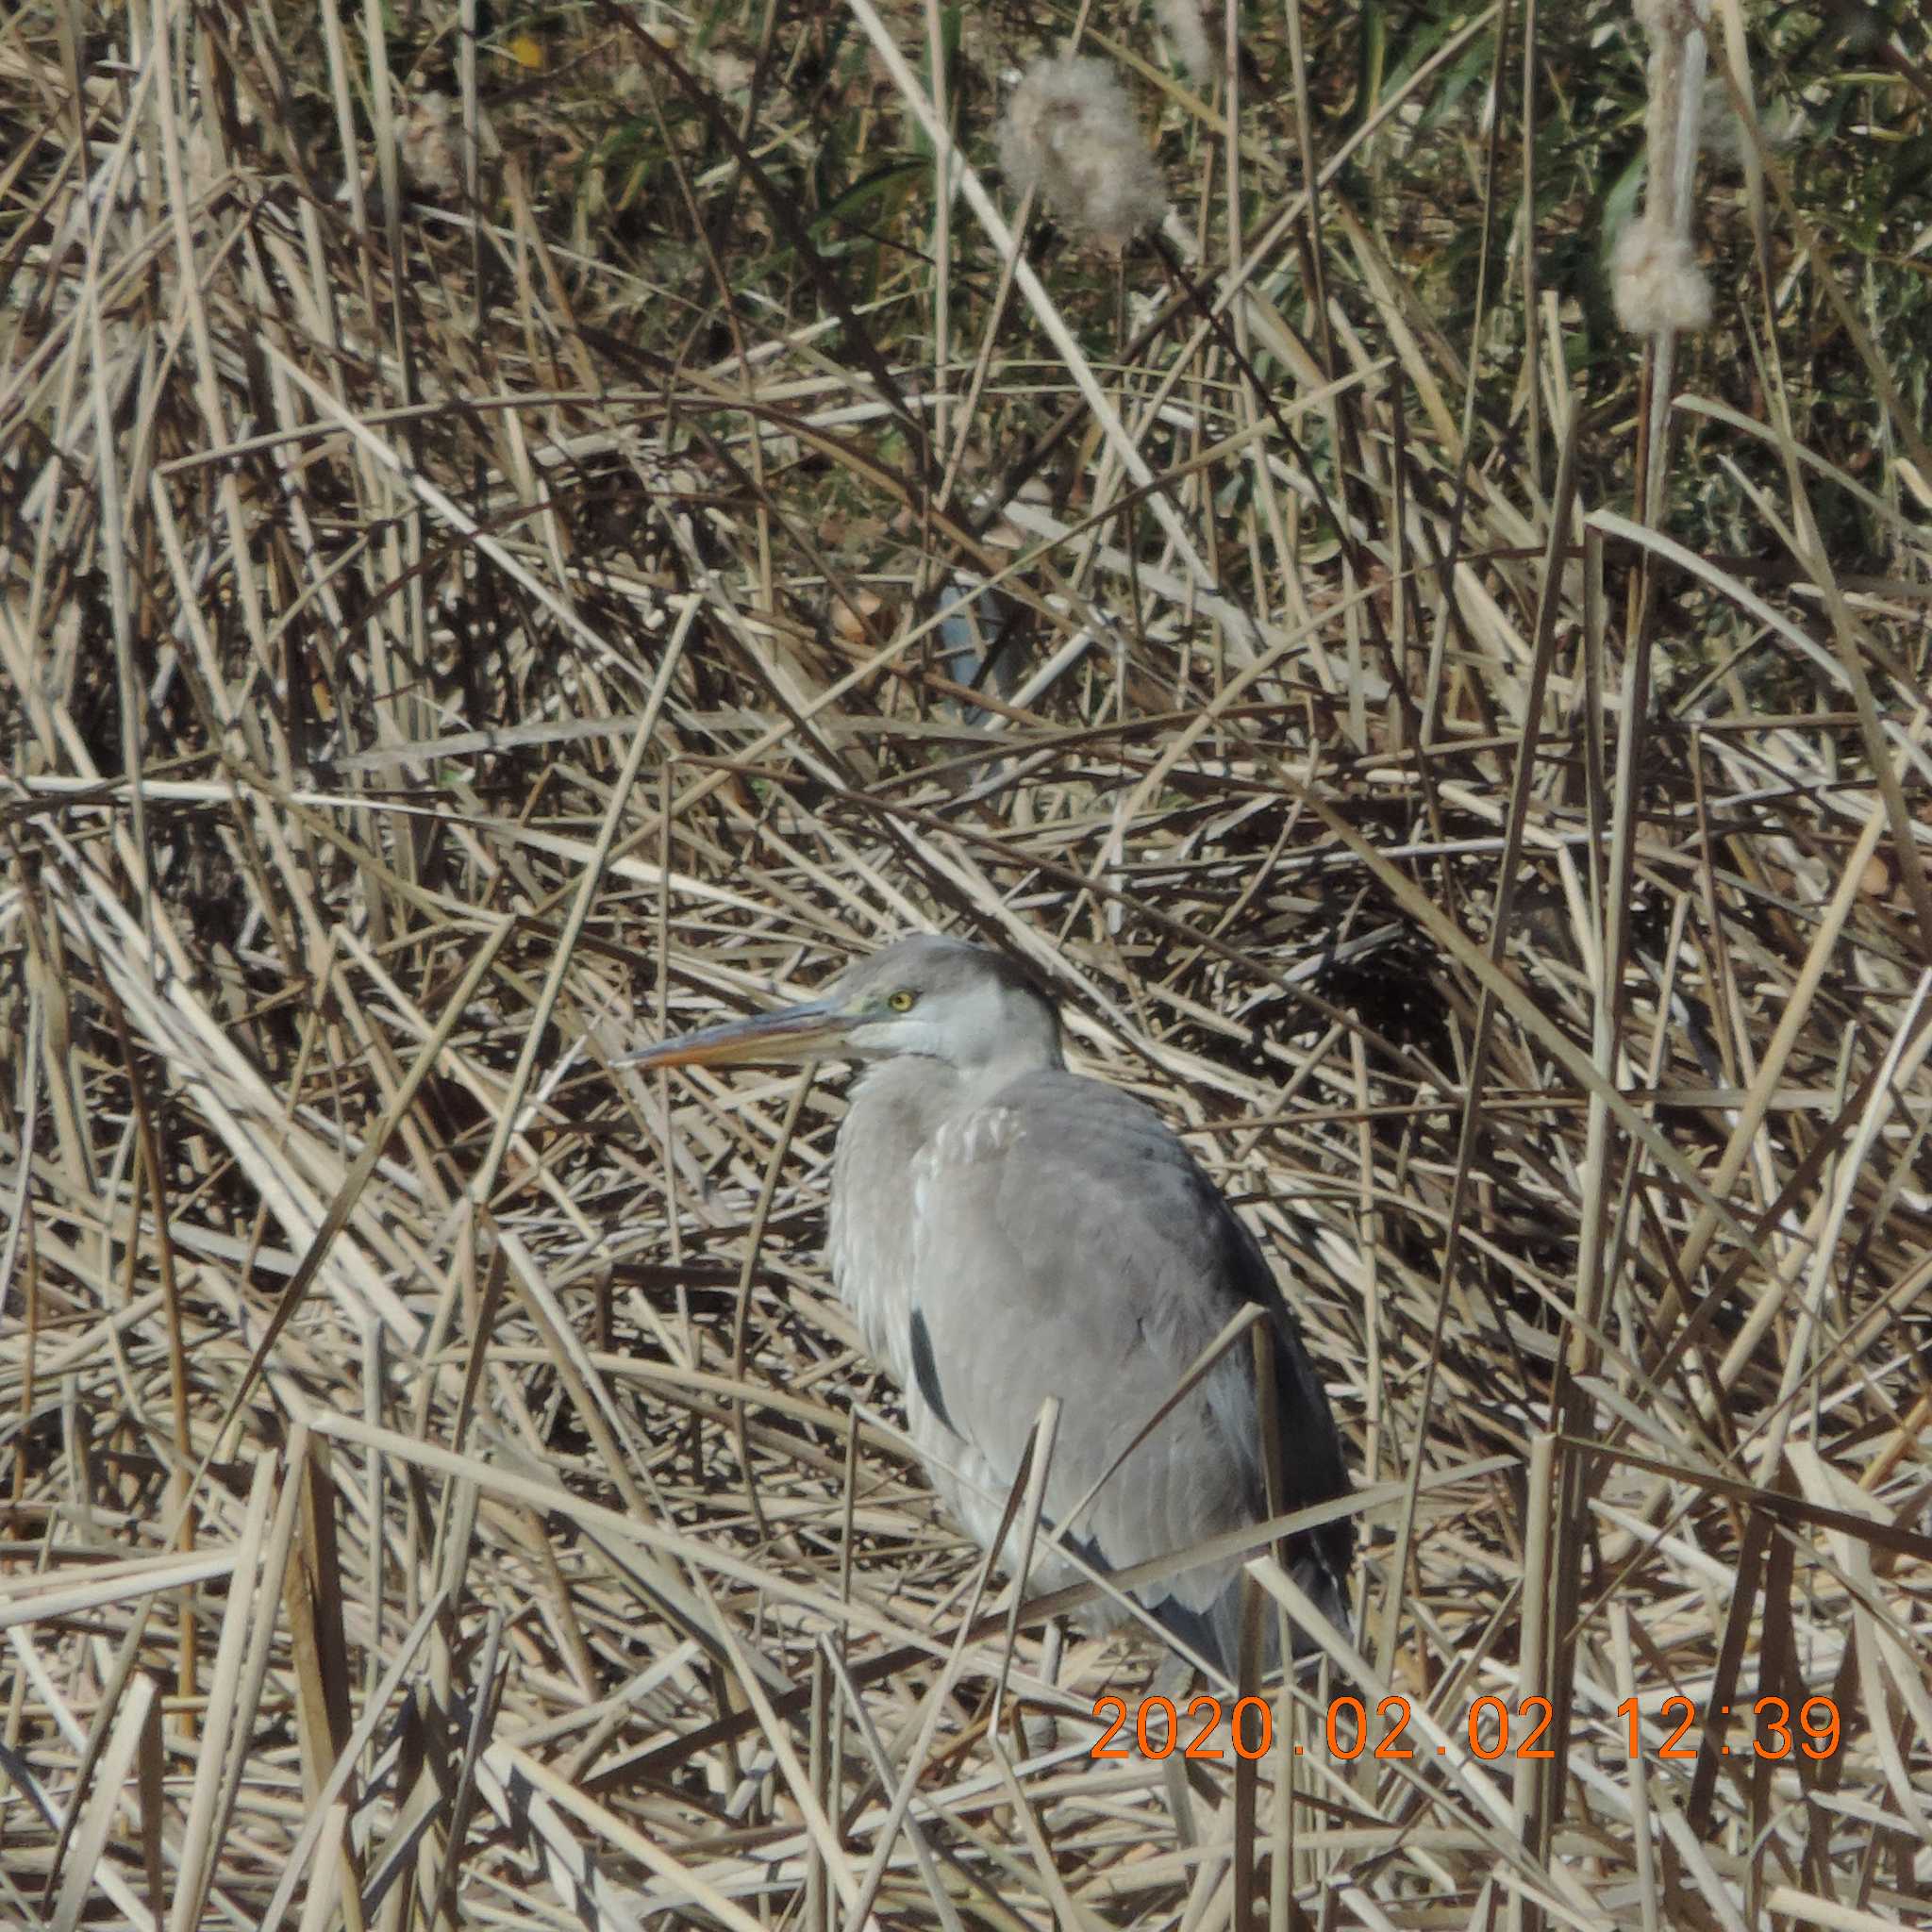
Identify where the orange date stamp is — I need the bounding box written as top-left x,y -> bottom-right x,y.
1091,1693 -> 1845,1762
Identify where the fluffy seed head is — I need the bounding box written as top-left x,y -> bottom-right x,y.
399,92 -> 460,199
1152,0 -> 1221,87
1611,218 -> 1713,336
997,55 -> 1168,252
1632,0 -> 1709,40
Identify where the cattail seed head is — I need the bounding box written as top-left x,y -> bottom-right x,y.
1151,0 -> 1221,87
1613,0 -> 1715,339
1610,217 -> 1713,336
399,92 -> 460,199
997,55 -> 1168,252
1631,0 -> 1707,39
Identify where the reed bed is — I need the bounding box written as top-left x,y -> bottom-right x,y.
2,0 -> 1928,1926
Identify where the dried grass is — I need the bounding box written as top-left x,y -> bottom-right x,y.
3,0 -> 1928,1927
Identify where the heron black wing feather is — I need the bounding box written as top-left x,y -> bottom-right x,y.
908,1307 -> 958,1436
1224,1213 -> 1357,1587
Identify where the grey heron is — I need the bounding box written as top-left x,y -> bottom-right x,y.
626,934 -> 1354,1675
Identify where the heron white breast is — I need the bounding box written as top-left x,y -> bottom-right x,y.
923,1103 -> 1023,1174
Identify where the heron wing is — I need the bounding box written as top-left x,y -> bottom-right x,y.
905,1068 -> 1352,1669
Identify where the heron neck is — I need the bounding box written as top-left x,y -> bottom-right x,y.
852,1049 -> 1044,1124
829,1050 -> 1048,1374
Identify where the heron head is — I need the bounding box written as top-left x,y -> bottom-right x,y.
621,934 -> 1062,1074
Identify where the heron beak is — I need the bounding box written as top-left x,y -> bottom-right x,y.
619,995 -> 856,1071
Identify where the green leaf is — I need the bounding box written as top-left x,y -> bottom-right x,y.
1598,148 -> 1647,274
810,158 -> 926,236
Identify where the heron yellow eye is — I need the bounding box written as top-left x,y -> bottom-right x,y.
887,989 -> 917,1013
